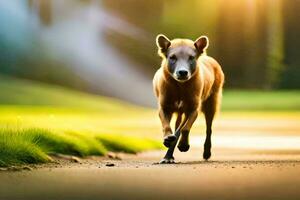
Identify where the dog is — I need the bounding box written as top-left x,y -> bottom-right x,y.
153,34 -> 224,163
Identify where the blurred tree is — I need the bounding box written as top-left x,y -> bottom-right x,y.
280,0 -> 300,88
216,0 -> 269,88
28,0 -> 52,26
102,0 -> 163,32
265,0 -> 285,89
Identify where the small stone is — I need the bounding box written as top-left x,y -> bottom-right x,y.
70,156 -> 81,163
107,152 -> 122,160
22,166 -> 32,171
106,163 -> 115,167
107,152 -> 115,158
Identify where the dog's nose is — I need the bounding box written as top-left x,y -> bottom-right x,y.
177,70 -> 188,77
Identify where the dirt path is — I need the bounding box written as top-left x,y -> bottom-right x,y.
1,147 -> 300,200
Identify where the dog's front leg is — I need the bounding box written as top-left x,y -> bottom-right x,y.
159,108 -> 176,148
160,110 -> 198,164
160,128 -> 181,164
159,112 -> 188,164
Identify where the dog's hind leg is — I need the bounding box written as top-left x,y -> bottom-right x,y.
177,110 -> 198,152
202,91 -> 221,160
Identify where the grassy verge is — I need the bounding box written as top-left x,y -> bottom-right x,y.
0,128 -> 162,167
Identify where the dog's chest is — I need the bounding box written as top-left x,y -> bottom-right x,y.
172,90 -> 192,110
174,100 -> 184,109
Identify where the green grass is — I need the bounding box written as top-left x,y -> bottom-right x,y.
0,75 -> 299,167
0,128 -> 162,167
222,90 -> 300,111
0,129 -> 50,167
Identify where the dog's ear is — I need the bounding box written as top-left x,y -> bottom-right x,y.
156,34 -> 171,53
194,36 -> 209,54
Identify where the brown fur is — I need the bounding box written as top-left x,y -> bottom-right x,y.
153,35 -> 224,162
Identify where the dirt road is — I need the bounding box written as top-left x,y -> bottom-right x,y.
1,145 -> 300,200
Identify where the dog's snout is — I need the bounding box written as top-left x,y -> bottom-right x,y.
177,70 -> 188,77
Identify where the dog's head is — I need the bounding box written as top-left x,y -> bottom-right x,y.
156,34 -> 209,82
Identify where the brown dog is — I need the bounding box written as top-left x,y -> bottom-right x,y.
153,34 -> 224,163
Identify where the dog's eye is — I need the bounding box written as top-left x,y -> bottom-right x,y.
169,55 -> 177,62
188,56 -> 195,64
189,56 -> 195,61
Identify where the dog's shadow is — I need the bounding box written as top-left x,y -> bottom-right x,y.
153,159 -> 300,165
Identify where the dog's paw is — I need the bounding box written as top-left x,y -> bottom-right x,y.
177,143 -> 190,152
159,157 -> 175,164
203,150 -> 211,160
163,135 -> 177,147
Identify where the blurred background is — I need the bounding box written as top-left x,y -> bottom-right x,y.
0,0 -> 300,169
1,0 -> 299,107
